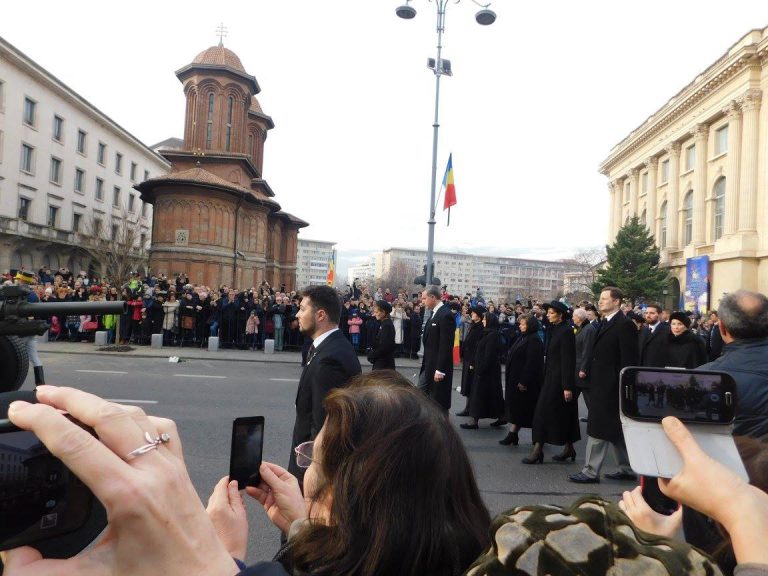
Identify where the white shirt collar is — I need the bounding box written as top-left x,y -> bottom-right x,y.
604,310 -> 619,323
311,327 -> 339,349
432,301 -> 444,314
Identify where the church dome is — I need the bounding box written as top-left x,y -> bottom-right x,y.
192,45 -> 246,73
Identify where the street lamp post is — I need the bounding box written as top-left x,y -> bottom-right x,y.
396,0 -> 496,287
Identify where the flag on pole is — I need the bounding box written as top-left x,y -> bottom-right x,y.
442,153 -> 456,226
326,255 -> 335,286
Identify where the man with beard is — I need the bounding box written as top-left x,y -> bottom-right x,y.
288,285 -> 361,484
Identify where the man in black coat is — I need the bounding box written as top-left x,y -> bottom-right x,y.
419,285 -> 456,411
638,303 -> 670,367
288,285 -> 361,484
569,287 -> 638,484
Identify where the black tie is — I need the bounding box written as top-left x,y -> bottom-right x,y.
307,344 -> 316,364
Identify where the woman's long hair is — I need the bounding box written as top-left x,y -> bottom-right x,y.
288,373 -> 491,576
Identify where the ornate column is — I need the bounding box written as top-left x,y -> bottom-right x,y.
691,124 -> 709,245
722,101 -> 742,236
628,168 -> 640,217
666,143 -> 681,250
613,178 -> 624,238
645,157 -> 658,232
738,89 -> 761,232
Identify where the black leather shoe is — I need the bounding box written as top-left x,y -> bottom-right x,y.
499,431 -> 519,446
568,472 -> 600,484
455,410 -> 470,417
459,422 -> 479,430
489,419 -> 508,428
604,471 -> 637,481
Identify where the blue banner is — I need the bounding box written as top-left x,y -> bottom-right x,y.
684,256 -> 709,314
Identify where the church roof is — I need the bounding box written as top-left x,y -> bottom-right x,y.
248,96 -> 275,129
193,45 -> 246,73
249,96 -> 262,113
135,166 -> 280,211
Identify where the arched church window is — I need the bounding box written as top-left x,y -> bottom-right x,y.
225,96 -> 234,151
206,93 -> 215,149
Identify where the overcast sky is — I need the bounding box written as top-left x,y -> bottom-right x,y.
2,1 -> 767,275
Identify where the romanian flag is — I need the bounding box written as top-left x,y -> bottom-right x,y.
442,153 -> 456,225
453,309 -> 461,365
326,256 -> 335,286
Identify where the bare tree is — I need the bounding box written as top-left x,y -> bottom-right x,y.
79,208 -> 149,287
566,248 -> 607,301
376,258 -> 420,296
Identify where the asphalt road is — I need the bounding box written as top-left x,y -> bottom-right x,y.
23,352 -> 635,564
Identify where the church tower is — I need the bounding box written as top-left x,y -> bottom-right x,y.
136,39 -> 307,289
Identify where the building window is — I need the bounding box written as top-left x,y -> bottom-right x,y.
23,97 -> 37,127
115,152 -> 122,174
685,144 -> 696,171
97,142 -> 106,165
640,209 -> 647,227
130,162 -> 137,181
72,213 -> 82,232
18,197 -> 31,221
641,172 -> 648,196
683,191 -> 693,245
128,193 -> 135,212
74,168 -> 85,193
624,182 -> 630,203
20,143 -> 35,173
0,80 -> 4,112
50,156 -> 62,184
77,130 -> 87,154
140,233 -> 147,251
715,125 -> 728,157
661,159 -> 669,183
713,177 -> 726,241
225,96 -> 234,151
113,186 -> 121,207
53,115 -> 64,142
206,93 -> 215,149
95,177 -> 104,201
47,205 -> 59,228
143,169 -> 149,181
111,223 -> 119,241
141,201 -> 148,217
94,218 -> 103,238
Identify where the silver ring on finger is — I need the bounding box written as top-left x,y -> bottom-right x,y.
124,431 -> 171,461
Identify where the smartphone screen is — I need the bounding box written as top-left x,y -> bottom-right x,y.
229,416 -> 264,490
0,422 -> 97,551
621,368 -> 736,424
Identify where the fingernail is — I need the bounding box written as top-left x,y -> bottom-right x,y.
8,400 -> 31,415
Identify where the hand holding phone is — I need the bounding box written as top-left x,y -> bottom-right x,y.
229,416 -> 265,490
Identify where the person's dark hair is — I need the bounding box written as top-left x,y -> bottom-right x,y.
423,285 -> 441,299
288,376 -> 491,576
601,286 -> 623,301
718,290 -> 768,340
584,303 -> 597,313
646,302 -> 662,314
300,285 -> 342,324
483,311 -> 499,330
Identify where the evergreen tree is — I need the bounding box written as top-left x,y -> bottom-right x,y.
591,216 -> 668,304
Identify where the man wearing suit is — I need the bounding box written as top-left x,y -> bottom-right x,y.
569,286 -> 638,484
419,285 -> 456,411
638,303 -> 670,367
288,285 -> 361,482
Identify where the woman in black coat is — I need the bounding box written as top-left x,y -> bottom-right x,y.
455,305 -> 486,417
500,313 -> 544,446
460,312 -> 504,429
367,300 -> 396,371
665,311 -> 707,369
524,301 -> 580,464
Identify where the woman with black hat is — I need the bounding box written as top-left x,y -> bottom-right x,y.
524,300 -> 580,464
455,305 -> 486,417
461,312 -> 504,429
665,311 -> 707,369
500,312 -> 544,445
367,300 -> 396,370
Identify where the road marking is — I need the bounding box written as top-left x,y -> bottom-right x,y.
76,370 -> 127,375
270,378 -> 300,382
172,374 -> 227,379
105,399 -> 159,405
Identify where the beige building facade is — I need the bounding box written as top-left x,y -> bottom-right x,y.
601,26 -> 768,310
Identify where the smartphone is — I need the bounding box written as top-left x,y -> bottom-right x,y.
619,367 -> 748,480
0,415 -> 107,556
228,416 -> 265,490
621,367 -> 736,424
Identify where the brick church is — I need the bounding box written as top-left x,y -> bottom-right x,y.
136,41 -> 307,289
